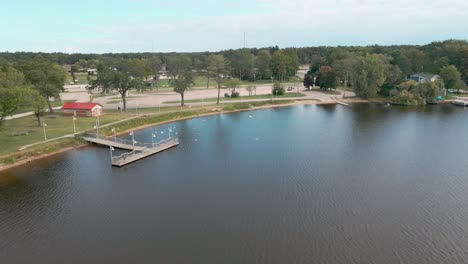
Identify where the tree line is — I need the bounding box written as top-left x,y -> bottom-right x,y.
1,39 -> 467,124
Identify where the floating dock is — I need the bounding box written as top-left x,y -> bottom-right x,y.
82,133 -> 179,167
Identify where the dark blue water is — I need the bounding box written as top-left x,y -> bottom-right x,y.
2,104 -> 468,263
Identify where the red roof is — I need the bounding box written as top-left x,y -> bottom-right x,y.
62,102 -> 103,110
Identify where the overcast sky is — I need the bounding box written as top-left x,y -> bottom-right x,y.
1,0 -> 467,53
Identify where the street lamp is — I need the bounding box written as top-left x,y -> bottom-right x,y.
42,122 -> 47,141
72,116 -> 77,134
151,132 -> 156,146
94,108 -> 100,136
109,145 -> 114,161
130,131 -> 135,150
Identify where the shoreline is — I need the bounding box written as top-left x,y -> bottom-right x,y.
0,99 -> 356,173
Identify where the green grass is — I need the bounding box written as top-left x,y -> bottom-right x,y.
0,112 -> 127,155
153,75 -> 301,90
13,100 -> 76,115
163,93 -> 305,104
67,73 -> 96,85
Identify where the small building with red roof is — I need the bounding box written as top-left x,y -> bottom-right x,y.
62,102 -> 103,117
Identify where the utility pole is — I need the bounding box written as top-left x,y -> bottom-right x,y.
243,32 -> 246,48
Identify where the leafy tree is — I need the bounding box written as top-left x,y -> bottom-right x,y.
206,54 -> 228,104
309,55 -> 326,75
352,54 -> 387,98
70,65 -> 79,83
303,73 -> 314,89
404,48 -> 425,73
272,81 -> 285,96
332,57 -> 355,87
225,49 -> 253,80
18,56 -> 67,112
0,59 -> 25,88
26,89 -> 47,126
270,50 -> 298,82
0,88 -> 29,123
271,51 -> 288,82
91,60 -> 145,111
256,50 -> 272,80
225,78 -> 241,96
315,66 -> 337,91
440,65 -> 461,89
434,56 -> 450,73
171,71 -> 193,106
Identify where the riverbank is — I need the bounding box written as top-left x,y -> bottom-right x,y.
0,99 -> 358,172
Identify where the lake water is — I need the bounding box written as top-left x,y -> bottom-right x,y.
1,104 -> 468,263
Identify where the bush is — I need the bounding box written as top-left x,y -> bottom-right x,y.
231,91 -> 240,98
272,81 -> 285,96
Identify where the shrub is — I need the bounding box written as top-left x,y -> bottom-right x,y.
231,91 -> 240,98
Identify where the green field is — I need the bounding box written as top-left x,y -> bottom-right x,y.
67,73 -> 96,85
163,93 -> 306,104
152,75 -> 301,90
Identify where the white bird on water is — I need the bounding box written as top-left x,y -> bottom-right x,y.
249,115 -> 254,118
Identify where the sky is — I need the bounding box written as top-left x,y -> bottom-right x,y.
1,0 -> 467,53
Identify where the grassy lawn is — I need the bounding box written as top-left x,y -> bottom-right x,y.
153,76 -> 301,90
163,92 -> 306,104
67,73 -> 96,85
0,112 -> 126,155
13,100 -> 76,115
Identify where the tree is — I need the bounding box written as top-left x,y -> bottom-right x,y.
27,89 -> 47,126
70,65 -> 79,83
256,50 -> 271,80
246,85 -> 255,96
404,48 -> 425,73
352,54 -> 387,98
315,66 -> 337,91
440,65 -> 461,89
0,59 -> 25,88
207,54 -> 228,104
303,73 -> 314,89
225,49 -> 253,80
225,78 -> 241,97
171,71 -> 193,106
270,50 -> 299,82
0,88 -> 28,123
91,60 -> 145,111
332,56 -> 355,87
18,56 -> 67,113
272,81 -> 285,96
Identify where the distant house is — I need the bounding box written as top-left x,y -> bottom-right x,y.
410,73 -> 440,84
62,102 -> 103,117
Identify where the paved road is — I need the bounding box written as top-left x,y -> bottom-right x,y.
93,85 -> 354,109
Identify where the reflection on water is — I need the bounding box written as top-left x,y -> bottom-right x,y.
1,104 -> 468,264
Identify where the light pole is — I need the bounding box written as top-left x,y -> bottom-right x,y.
95,108 -> 100,136
136,103 -> 139,115
151,132 -> 156,146
111,128 -> 116,142
130,131 -> 135,150
72,116 -> 77,134
42,122 -> 47,141
109,145 -> 114,161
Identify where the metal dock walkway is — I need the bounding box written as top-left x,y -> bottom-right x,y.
82,133 -> 179,167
